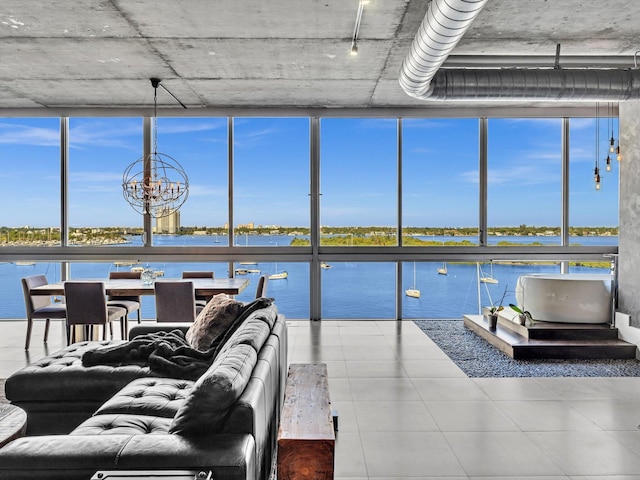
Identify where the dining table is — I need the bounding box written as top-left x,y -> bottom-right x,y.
29,277 -> 251,343
30,277 -> 251,298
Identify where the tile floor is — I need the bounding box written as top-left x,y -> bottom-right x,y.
3,318 -> 640,480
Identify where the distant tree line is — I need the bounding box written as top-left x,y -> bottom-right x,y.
0,224 -> 618,245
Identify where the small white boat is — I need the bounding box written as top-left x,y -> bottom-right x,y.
437,262 -> 447,275
131,266 -> 144,272
247,269 -> 261,273
480,276 -> 498,284
235,268 -> 249,275
269,271 -> 288,280
14,261 -> 35,266
406,263 -> 420,297
479,263 -> 498,283
321,262 -> 331,269
405,288 -> 420,298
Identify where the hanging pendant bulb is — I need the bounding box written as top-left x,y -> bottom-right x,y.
606,155 -> 612,172
593,102 -> 601,189
616,145 -> 622,162
608,103 -> 615,153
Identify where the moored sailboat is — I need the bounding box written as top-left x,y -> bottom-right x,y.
269,271 -> 288,280
405,263 -> 420,298
479,263 -> 498,283
269,261 -> 288,279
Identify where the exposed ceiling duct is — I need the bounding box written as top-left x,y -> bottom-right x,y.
427,68 -> 640,101
399,0 -> 640,101
398,0 -> 489,98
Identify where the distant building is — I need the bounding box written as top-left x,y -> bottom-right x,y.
156,208 -> 180,234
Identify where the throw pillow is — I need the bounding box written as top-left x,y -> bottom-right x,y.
169,343 -> 257,435
186,294 -> 244,350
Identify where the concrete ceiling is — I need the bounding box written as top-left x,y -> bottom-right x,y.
1,0 -> 638,115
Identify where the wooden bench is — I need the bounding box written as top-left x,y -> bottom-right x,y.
277,363 -> 335,480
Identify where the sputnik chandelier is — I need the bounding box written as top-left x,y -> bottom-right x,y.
122,78 -> 188,218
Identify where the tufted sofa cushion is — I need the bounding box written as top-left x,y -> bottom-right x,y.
170,343 -> 257,436
93,377 -> 194,418
6,340 -> 151,403
71,414 -> 172,436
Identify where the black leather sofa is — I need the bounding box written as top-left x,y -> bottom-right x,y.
0,302 -> 287,480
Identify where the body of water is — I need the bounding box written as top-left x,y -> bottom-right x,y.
1,235 -> 615,320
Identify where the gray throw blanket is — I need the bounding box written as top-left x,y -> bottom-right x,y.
81,297 -> 274,381
82,330 -> 216,380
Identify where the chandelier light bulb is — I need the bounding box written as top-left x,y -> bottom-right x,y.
606,155 -> 611,172
616,146 -> 622,161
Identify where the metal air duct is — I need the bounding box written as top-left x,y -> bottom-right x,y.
427,68 -> 640,100
399,0 -> 640,100
398,0 -> 489,99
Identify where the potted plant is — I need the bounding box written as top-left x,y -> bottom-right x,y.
486,285 -> 508,330
509,303 -> 534,326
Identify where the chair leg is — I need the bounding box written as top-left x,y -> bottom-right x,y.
44,318 -> 50,343
137,309 -> 141,324
120,316 -> 129,341
25,318 -> 33,350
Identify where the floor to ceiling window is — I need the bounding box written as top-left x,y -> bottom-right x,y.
0,118 -> 63,319
232,118 -> 311,317
401,118 -> 480,318
319,118 -> 398,319
0,113 -> 618,321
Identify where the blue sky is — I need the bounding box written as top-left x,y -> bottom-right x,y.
0,116 -> 619,228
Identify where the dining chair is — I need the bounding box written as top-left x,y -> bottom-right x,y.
21,274 -> 68,350
154,281 -> 197,323
107,271 -> 142,334
181,271 -> 215,312
255,274 -> 269,299
64,281 -> 128,344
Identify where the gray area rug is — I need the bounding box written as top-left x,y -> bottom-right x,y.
0,379 -> 6,403
414,319 -> 640,378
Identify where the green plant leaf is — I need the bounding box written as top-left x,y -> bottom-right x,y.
509,303 -> 524,314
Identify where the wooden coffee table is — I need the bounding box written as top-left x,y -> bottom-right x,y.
0,404 -> 27,448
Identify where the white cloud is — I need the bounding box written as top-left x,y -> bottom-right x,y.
0,123 -> 59,146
